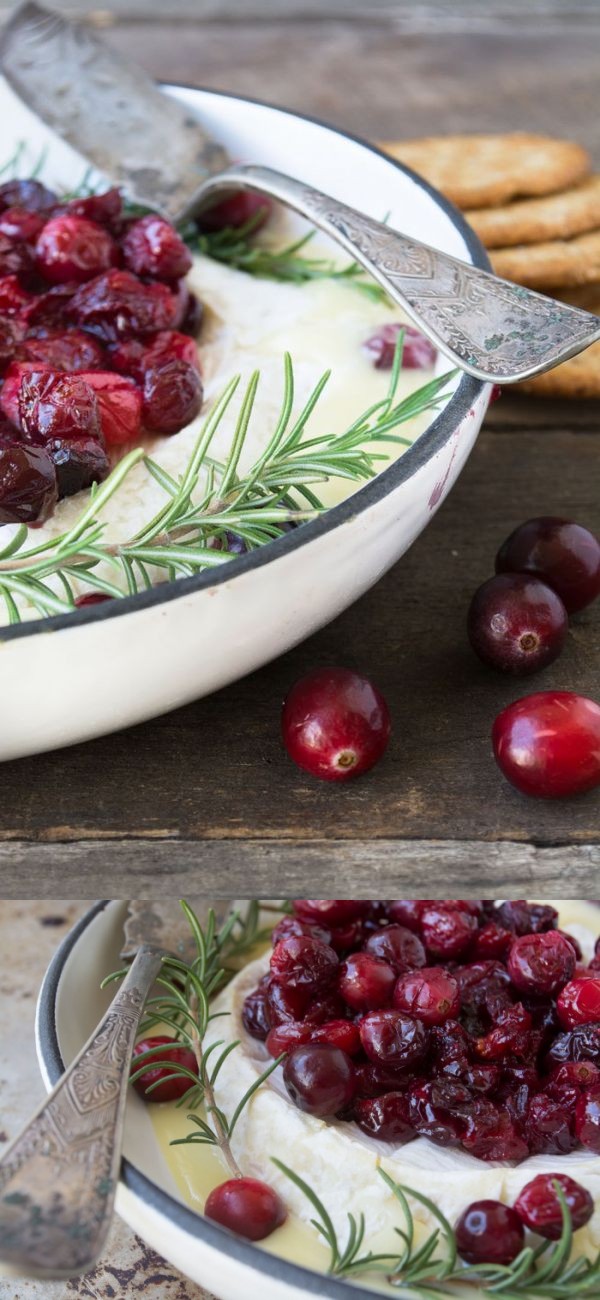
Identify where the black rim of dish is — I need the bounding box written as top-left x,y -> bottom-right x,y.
0,84 -> 489,644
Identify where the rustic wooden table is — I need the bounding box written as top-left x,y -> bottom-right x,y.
0,2 -> 599,899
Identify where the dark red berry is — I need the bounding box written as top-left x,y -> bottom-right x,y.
496,517 -> 600,614
283,1042 -> 356,1116
0,178 -> 57,213
17,330 -> 105,372
363,322 -> 437,370
0,233 -> 31,277
508,932 -> 576,997
142,358 -> 203,434
122,214 -> 192,282
547,1060 -> 600,1100
271,916 -> 332,948
270,935 -> 338,994
0,318 -> 22,374
364,924 -> 426,974
0,273 -> 33,315
70,269 -> 179,340
51,435 -> 109,498
66,188 -> 122,226
359,1009 -> 429,1069
282,667 -> 391,781
179,290 -> 203,337
525,1093 -> 576,1154
353,1091 -> 414,1142
242,988 -> 271,1041
493,691 -> 600,798
35,215 -> 117,285
74,592 -> 112,607
496,900 -> 558,935
575,1087 -> 600,1152
467,573 -> 568,675
461,1105 -> 529,1162
131,1034 -> 198,1102
293,901 -> 369,926
408,1078 -> 471,1147
198,191 -> 272,234
475,1003 -> 533,1062
472,922 -> 512,960
514,1173 -> 594,1239
546,1024 -> 600,1070
420,905 -> 478,959
393,967 -> 461,1025
24,283 -> 79,334
19,370 -> 101,444
266,978 -> 310,1025
338,952 -> 396,1011
558,977 -> 600,1028
0,439 -> 57,523
110,330 -> 199,382
0,361 -> 37,426
76,371 -> 142,446
204,1177 -> 286,1241
455,1201 -> 524,1265
386,901 -> 432,932
0,206 -> 45,244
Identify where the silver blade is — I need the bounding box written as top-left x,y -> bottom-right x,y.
122,899 -> 227,962
0,2 -> 230,223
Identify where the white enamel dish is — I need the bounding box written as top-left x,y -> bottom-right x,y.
0,79 -> 490,762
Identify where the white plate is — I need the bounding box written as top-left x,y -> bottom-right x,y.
0,81 -> 489,760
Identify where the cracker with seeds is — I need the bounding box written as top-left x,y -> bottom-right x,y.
378,134 -> 590,209
518,339 -> 600,398
465,176 -> 600,248
491,229 -> 600,289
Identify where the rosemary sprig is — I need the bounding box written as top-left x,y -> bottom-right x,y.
0,351 -> 454,621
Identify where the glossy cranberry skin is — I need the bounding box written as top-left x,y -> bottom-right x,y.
122,214 -> 192,282
76,371 -> 142,446
35,215 -> 118,285
267,1019 -> 360,1058
0,439 -> 57,523
496,900 -> 558,934
525,1094 -> 576,1154
575,1087 -> 600,1152
547,1060 -> 600,1099
282,667 -> 391,781
455,1201 -> 524,1266
359,1010 -> 429,1069
354,1091 -> 414,1143
75,592 -> 111,607
110,329 -> 200,381
476,1003 -> 533,1062
363,322 -> 437,370
408,1078 -> 471,1146
70,269 -> 178,340
338,952 -> 396,1011
515,1173 -> 594,1240
557,929 -> 582,960
19,370 -> 101,444
508,931 -> 576,997
387,901 -> 432,932
51,435 -> 109,498
468,574 -> 568,675
242,988 -> 270,1041
0,318 -> 22,373
393,967 -> 461,1026
270,935 -> 338,993
66,188 -> 122,227
131,1034 -> 198,1102
420,905 -> 478,959
493,691 -> 600,798
271,916 -> 331,948
293,900 -> 368,926
472,922 -> 512,960
557,977 -> 600,1028
354,1060 -> 419,1098
496,517 -> 600,614
546,1024 -> 600,1069
0,361 -> 37,426
198,190 -> 272,233
364,924 -> 426,973
142,358 -> 203,434
266,978 -> 310,1025
283,1043 -> 355,1116
0,273 -> 33,315
0,178 -> 57,213
463,1103 -> 529,1162
204,1177 -> 286,1241
17,330 -> 105,372
0,206 -> 45,244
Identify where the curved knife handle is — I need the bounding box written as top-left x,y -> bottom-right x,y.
0,944 -> 163,1280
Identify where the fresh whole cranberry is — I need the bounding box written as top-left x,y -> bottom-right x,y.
359,1009 -> 429,1069
35,215 -> 117,285
525,1093 -> 576,1154
508,931 -> 576,996
575,1086 -> 600,1152
420,905 -> 478,959
363,322 -> 437,370
69,269 -> 179,340
17,330 -> 105,373
0,178 -> 57,213
0,439 -> 57,523
514,1172 -> 594,1239
557,977 -> 600,1028
393,967 -> 460,1026
122,214 -> 192,282
495,900 -> 558,935
353,1091 -> 414,1143
142,359 -> 203,434
131,1034 -> 199,1102
204,1177 -> 286,1241
110,329 -> 200,382
50,435 -> 109,498
19,370 -> 101,444
293,900 -> 369,926
283,1043 -> 356,1116
198,190 -> 272,234
493,691 -> 600,798
0,206 -> 45,244
364,924 -> 426,973
338,951 -> 396,1011
496,517 -> 600,614
241,988 -> 270,1041
282,667 -> 391,781
270,934 -> 338,993
76,371 -> 142,446
546,1024 -> 600,1069
455,1200 -> 524,1265
467,573 -> 568,675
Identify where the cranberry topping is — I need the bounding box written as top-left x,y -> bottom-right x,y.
0,273 -> 34,315
359,1009 -> 429,1069
19,370 -> 102,444
353,1091 -> 414,1143
110,329 -> 200,382
363,322 -> 437,370
455,1201 -> 524,1265
283,1042 -> 356,1116
242,988 -> 271,1041
204,1177 -> 286,1241
131,1034 -> 198,1102
142,358 -> 203,434
557,977 -> 600,1027
514,1172 -> 594,1239
507,932 -> 576,997
0,439 -> 57,523
364,924 -> 426,973
35,215 -> 118,285
387,901 -> 432,932
546,1023 -> 600,1069
338,952 -> 396,1011
0,178 -> 57,213
575,1087 -> 600,1152
66,188 -> 122,227
270,934 -> 338,993
122,214 -> 192,282
393,967 -> 461,1026
50,435 -> 109,498
293,901 -> 369,926
271,916 -> 332,948
420,904 -> 478,959
525,1093 -> 577,1154
17,329 -> 105,372
75,371 -> 142,446
0,206 -> 45,244
198,190 -> 272,234
69,269 -> 179,340
496,901 -> 558,935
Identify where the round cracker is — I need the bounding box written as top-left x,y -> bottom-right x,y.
465,176 -> 600,248
518,339 -> 600,398
491,228 -> 600,289
378,134 -> 590,209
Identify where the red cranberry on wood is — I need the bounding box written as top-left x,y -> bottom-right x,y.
493,691 -> 600,798
455,1201 -> 524,1265
204,1177 -> 286,1241
514,1172 -> 594,1240
282,667 -> 391,781
131,1034 -> 198,1102
496,516 -> 600,614
467,573 -> 568,675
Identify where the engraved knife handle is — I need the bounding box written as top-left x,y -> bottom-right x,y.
0,944 -> 163,1280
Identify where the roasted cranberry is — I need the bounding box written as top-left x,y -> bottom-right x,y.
0,439 -> 57,523
179,290 -> 203,337
338,952 -> 396,1011
35,215 -> 117,285
408,1078 -> 471,1147
270,935 -> 338,993
51,435 -> 109,498
476,1003 -> 533,1062
363,322 -> 437,370
515,1173 -> 594,1240
66,188 -> 122,226
472,922 -> 513,960
508,932 -> 576,996
493,691 -> 600,798
456,961 -> 513,1029
266,979 -> 310,1025
364,924 -> 426,973
309,1020 -> 361,1055
0,318 -> 21,373
283,1043 -> 356,1116
0,178 -> 56,213
455,1201 -> 524,1265
354,1060 -> 418,1098
0,232 -> 31,277
110,329 -> 200,381
327,919 -> 365,953
0,273 -> 33,315
131,1034 -> 198,1102
142,358 -> 203,434
76,371 -> 142,446
75,592 -> 112,607
266,1021 -> 311,1056
19,370 -> 101,444
393,967 -> 460,1026
122,214 -> 192,282
547,1060 -> 600,1100
468,574 -> 568,675
282,667 -> 391,781
557,930 -> 583,960
496,900 -> 558,935
525,1093 -> 576,1154
360,1010 -> 429,1069
497,1065 -> 540,1125
0,206 -> 45,244
24,282 -> 79,333
271,916 -> 331,948
293,901 -> 369,926
575,1087 -> 600,1152
353,1091 -> 414,1143
0,361 -> 37,425
204,1177 -> 286,1241
17,330 -> 105,372
70,269 -> 178,339
557,977 -> 600,1028
198,190 -> 272,234
462,1104 -> 529,1162
496,517 -> 600,615
420,905 -> 478,959
242,988 -> 270,1041
461,1064 -> 500,1094
546,1024 -> 600,1069
386,901 -> 431,931
430,1020 -> 470,1073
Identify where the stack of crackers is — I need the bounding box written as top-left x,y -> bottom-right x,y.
379,133 -> 600,398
